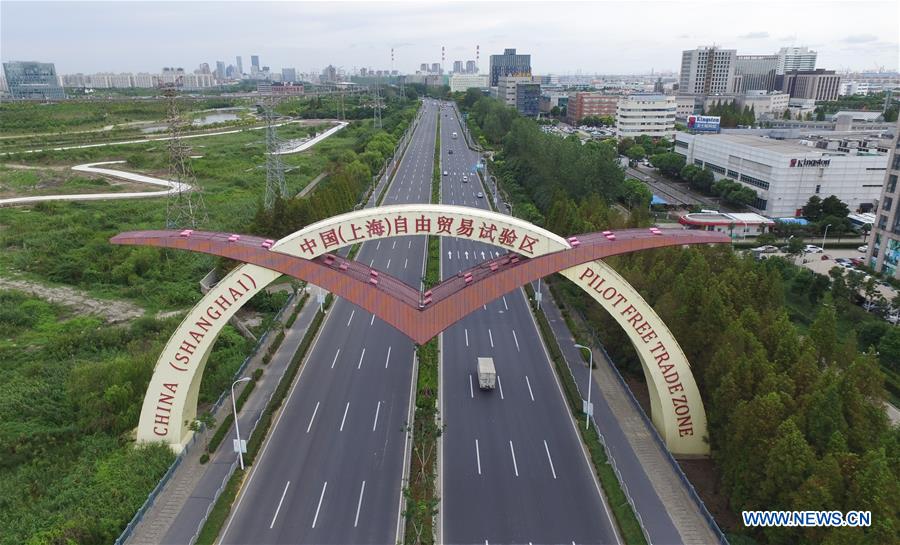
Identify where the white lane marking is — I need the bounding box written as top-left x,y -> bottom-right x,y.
331,349 -> 340,368
526,375 -> 535,401
497,375 -> 504,399
385,346 -> 392,368
544,440 -> 558,479
354,480 -> 367,527
404,258 -> 408,269
340,402 -> 350,431
509,441 -> 519,477
503,296 -> 509,310
469,374 -> 474,398
512,330 -> 520,352
312,481 -> 327,528
369,259 -> 374,266
376,241 -> 381,250
475,439 -> 482,475
306,402 -> 320,433
483,304 -> 487,311
488,329 -> 494,348
408,240 -> 411,248
370,314 -> 375,326
373,401 -> 381,431
387,258 -> 391,268
347,310 -> 355,327
464,328 -> 469,347
393,240 -> 397,249
270,481 -> 291,528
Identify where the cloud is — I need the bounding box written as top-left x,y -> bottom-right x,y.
677,34 -> 690,39
739,31 -> 770,39
843,34 -> 878,43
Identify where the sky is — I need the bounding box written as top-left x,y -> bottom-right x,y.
1,0 -> 898,75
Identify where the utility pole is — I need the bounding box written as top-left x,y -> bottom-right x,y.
162,78 -> 207,229
263,95 -> 287,209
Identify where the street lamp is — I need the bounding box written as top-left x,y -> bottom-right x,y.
231,376 -> 252,470
822,224 -> 832,251
574,344 -> 593,430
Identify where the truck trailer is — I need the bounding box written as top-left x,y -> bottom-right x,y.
477,357 -> 496,390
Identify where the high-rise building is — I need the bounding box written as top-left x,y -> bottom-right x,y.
679,46 -> 736,95
733,55 -> 778,92
466,60 -> 477,74
215,61 -> 226,82
515,82 -> 541,117
321,65 -> 337,83
866,121 -> 900,276
776,46 -> 817,75
2,61 -> 65,100
420,63 -> 428,73
235,56 -> 243,76
430,62 -> 441,74
282,67 -> 297,82
780,69 -> 841,101
489,48 -> 531,87
251,55 -> 260,70
453,60 -> 464,73
616,94 -> 676,140
496,75 -> 533,107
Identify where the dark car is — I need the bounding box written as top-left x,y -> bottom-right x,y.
448,150 -> 453,154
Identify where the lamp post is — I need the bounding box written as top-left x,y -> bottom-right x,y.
822,223 -> 832,251
231,376 -> 252,470
574,344 -> 593,430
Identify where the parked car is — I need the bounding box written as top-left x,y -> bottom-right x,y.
858,245 -> 868,253
751,245 -> 779,253
851,257 -> 865,267
803,245 -> 824,253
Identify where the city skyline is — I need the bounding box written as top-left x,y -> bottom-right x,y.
1,0 -> 897,76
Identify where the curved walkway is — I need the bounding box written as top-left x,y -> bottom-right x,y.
0,121 -> 347,208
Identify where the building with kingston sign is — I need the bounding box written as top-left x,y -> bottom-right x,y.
674,132 -> 890,216
686,115 -> 721,133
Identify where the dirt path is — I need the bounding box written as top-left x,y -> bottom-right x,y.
0,277 -> 145,323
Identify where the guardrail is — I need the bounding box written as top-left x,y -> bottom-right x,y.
558,297 -> 729,545
114,291 -> 296,545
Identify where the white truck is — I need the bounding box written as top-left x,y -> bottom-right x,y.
477,357 -> 496,390
451,131 -> 458,139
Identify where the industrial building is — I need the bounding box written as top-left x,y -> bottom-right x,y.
674,132 -> 891,216
3,61 -> 65,100
865,121 -> 900,277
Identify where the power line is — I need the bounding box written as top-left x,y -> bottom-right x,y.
162,79 -> 207,229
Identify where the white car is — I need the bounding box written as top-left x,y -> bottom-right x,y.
751,245 -> 779,253
803,245 -> 824,253
858,245 -> 868,253
443,170 -> 448,176
462,175 -> 468,182
477,192 -> 484,198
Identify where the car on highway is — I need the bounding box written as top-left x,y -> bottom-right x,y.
751,245 -> 778,253
448,149 -> 453,155
443,170 -> 448,176
462,175 -> 468,182
477,192 -> 484,198
804,245 -> 824,253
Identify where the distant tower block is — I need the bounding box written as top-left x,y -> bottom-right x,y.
162,80 -> 207,229
373,75 -> 383,129
263,96 -> 287,209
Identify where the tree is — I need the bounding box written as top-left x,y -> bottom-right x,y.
625,144 -> 646,162
550,105 -> 560,118
802,195 -> 823,221
783,108 -> 792,120
821,195 -> 850,219
622,178 -> 652,209
617,137 -> 635,155
756,232 -> 777,246
713,178 -> 756,206
650,152 -> 685,178
877,327 -> 900,372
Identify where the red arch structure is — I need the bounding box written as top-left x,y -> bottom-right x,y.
111,228 -> 727,344
113,218 -> 730,456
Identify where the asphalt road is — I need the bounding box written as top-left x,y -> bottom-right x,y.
219,99 -> 438,544
437,103 -> 621,545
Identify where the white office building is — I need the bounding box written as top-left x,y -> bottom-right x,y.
449,73 -> 489,93
495,75 -> 533,107
616,95 -> 676,140
674,132 -> 889,216
679,46 -> 736,95
737,91 -> 790,120
776,46 -> 817,75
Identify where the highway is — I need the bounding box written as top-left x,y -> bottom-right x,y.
438,103 -> 621,544
219,100 -> 438,544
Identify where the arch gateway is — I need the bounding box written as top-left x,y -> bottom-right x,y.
111,204 -> 730,456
